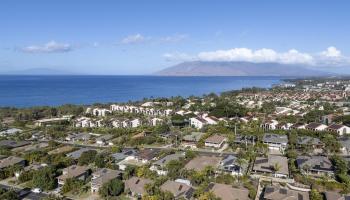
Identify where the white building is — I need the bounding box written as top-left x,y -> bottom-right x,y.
261,120 -> 279,130
327,124 -> 350,136
190,117 -> 207,129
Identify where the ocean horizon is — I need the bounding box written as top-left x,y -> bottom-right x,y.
0,75 -> 285,107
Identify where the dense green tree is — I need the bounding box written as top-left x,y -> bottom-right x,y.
78,150 -> 97,165
18,170 -> 34,183
32,167 -> 57,190
166,160 -> 184,179
94,154 -> 106,168
62,178 -> 84,194
153,123 -> 170,134
310,189 -> 323,200
123,165 -> 136,180
99,179 -> 124,198
0,189 -> 19,200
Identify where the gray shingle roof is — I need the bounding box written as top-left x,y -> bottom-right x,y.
263,133 -> 288,144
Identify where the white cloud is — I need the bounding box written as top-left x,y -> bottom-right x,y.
321,46 -> 341,58
21,41 -> 72,53
160,34 -> 188,43
121,34 -> 146,44
120,33 -> 188,45
164,47 -> 349,66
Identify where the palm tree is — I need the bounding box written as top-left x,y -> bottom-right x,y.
272,163 -> 281,177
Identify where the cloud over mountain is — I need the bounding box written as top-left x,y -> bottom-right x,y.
164,47 -> 349,66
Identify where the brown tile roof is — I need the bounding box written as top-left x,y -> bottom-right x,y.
306,122 -> 323,129
205,134 -> 227,144
125,177 -> 152,195
138,149 -> 159,161
185,156 -> 222,171
209,183 -> 250,200
0,156 -> 25,169
58,165 -> 89,181
160,180 -> 194,199
327,124 -> 344,130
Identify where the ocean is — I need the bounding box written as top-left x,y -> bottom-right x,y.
0,75 -> 283,107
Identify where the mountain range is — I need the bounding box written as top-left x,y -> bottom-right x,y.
155,61 -> 333,76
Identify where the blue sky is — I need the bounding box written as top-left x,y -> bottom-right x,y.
0,0 -> 350,74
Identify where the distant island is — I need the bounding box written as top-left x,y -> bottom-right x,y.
155,61 -> 332,76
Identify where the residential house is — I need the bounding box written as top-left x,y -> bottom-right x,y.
136,149 -> 159,163
261,120 -> 279,130
262,133 -> 288,152
113,149 -> 144,171
218,155 -> 247,176
327,124 -> 350,135
160,180 -> 194,200
111,149 -> 138,162
150,117 -> 164,126
252,155 -> 289,178
150,153 -> 185,175
0,156 -> 26,170
182,132 -> 205,149
91,168 -> 122,193
66,148 -> 96,159
130,118 -> 141,128
0,128 -> 22,136
34,116 -> 72,127
297,136 -> 324,149
185,156 -> 222,172
11,142 -> 49,154
296,156 -> 334,177
305,122 -> 328,132
121,118 -> 141,128
276,123 -> 293,130
15,163 -> 46,178
95,134 -> 114,146
291,123 -> 306,130
275,107 -> 292,115
263,185 -> 309,200
65,132 -> 91,142
57,165 -> 90,185
0,140 -> 30,149
203,115 -> 219,125
207,183 -> 250,200
204,134 -> 227,149
48,145 -> 74,155
190,117 -> 207,129
125,177 -> 152,198
234,135 -> 257,146
116,149 -> 159,170
92,108 -> 111,117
